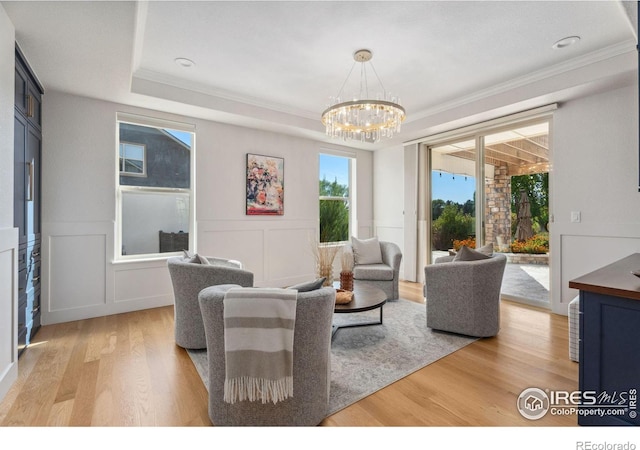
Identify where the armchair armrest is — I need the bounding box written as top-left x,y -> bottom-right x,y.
205,265 -> 254,287
435,254 -> 455,264
380,241 -> 402,271
206,257 -> 243,269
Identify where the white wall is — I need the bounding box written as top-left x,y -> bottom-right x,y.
551,82 -> 640,314
373,143 -> 405,276
0,4 -> 18,403
41,91 -> 373,325
377,81 -> 639,314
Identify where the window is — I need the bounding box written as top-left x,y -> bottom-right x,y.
119,142 -> 146,175
319,153 -> 353,243
116,114 -> 195,259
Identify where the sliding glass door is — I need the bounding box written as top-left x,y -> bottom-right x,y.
428,138 -> 477,263
424,119 -> 551,306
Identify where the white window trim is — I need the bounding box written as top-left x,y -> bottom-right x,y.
405,104 -> 557,147
115,113 -> 196,262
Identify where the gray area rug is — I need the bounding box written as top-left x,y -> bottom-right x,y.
187,298 -> 476,416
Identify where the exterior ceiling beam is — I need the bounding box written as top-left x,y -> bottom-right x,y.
500,139 -> 549,160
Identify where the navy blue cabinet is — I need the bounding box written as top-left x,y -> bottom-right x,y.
14,44 -> 43,356
570,254 -> 640,426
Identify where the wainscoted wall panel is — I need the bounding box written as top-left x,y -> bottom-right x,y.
375,226 -> 404,248
0,228 -> 18,402
0,248 -> 15,370
560,233 -> 640,307
43,222 -> 175,324
197,220 -> 318,287
48,234 -> 107,311
357,223 -> 374,239
265,227 -> 316,285
197,226 -> 266,283
114,262 -> 173,304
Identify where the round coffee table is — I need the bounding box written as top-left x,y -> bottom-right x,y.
332,283 -> 387,339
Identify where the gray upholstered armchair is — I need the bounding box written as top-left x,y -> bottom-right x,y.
424,253 -> 507,337
167,256 -> 253,349
198,285 -> 335,426
346,238 -> 403,300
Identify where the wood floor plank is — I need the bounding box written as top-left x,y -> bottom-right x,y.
0,280 -> 579,427
90,315 -> 119,426
68,359 -> 100,426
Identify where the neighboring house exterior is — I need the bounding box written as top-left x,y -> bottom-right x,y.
119,122 -> 190,189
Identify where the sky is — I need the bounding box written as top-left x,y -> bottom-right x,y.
319,153 -> 349,186
165,129 -> 193,147
432,170 -> 476,204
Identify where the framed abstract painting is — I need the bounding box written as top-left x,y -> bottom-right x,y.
246,153 -> 284,215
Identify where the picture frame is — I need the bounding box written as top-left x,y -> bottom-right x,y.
246,153 -> 284,215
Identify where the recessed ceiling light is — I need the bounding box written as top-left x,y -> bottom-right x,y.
552,36 -> 580,50
174,57 -> 195,68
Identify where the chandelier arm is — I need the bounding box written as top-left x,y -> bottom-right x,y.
368,61 -> 387,96
363,62 -> 370,99
335,61 -> 357,99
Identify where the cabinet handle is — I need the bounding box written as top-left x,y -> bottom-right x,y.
26,161 -> 33,202
32,276 -> 40,283
26,94 -> 34,118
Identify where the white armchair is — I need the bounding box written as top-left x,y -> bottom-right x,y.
346,237 -> 402,300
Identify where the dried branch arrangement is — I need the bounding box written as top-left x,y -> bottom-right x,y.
341,249 -> 354,272
309,236 -> 340,286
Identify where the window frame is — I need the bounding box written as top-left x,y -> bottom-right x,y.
319,151 -> 355,244
119,141 -> 147,177
115,113 -> 196,262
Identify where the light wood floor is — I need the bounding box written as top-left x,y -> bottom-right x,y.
0,281 -> 578,427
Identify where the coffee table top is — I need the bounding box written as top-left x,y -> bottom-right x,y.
333,283 -> 387,313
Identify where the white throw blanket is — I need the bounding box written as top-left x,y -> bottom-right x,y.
223,287 -> 298,404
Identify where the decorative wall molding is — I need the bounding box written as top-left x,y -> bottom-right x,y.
42,221 -> 173,324
557,231 -> 640,315
0,227 -> 18,402
197,219 -> 318,287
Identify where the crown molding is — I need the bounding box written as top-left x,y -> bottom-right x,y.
131,68 -> 319,121
406,40 -> 637,123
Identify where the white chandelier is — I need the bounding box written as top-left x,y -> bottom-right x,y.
321,49 -> 406,143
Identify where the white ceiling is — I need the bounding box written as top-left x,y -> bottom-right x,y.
3,0 -> 638,149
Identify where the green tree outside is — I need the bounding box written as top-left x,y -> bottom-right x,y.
510,173 -> 549,235
432,203 -> 475,250
319,177 -> 349,242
